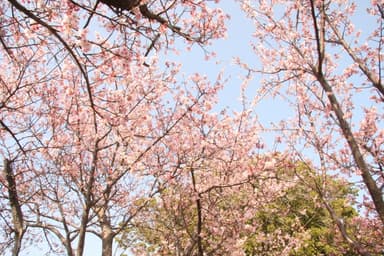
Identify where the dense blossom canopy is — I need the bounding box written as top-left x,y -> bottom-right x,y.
0,0 -> 383,255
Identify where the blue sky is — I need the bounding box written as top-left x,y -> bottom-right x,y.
165,1 -> 292,127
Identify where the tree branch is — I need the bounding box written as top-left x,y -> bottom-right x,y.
0,120 -> 26,154
7,0 -> 99,132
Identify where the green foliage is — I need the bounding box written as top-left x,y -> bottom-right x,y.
116,189 -> 200,255
243,163 -> 359,256
117,162 -> 362,255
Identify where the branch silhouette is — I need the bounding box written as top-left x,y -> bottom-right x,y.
99,0 -> 187,39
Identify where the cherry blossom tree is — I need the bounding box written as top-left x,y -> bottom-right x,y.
236,0 -> 384,254
126,150 -> 383,256
0,0 -> 229,255
118,112 -> 300,255
2,0 -> 383,255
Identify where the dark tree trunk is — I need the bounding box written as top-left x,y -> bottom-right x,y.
3,159 -> 25,256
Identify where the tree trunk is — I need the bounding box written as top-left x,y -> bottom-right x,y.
190,169 -> 204,256
101,227 -> 114,256
309,1 -> 384,224
3,159 -> 25,256
317,74 -> 384,224
76,207 -> 90,256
